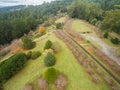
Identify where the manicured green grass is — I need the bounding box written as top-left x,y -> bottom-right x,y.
102,38 -> 120,47
54,46 -> 110,90
71,19 -> 103,49
55,17 -> 66,23
72,20 -> 95,34
3,33 -> 110,90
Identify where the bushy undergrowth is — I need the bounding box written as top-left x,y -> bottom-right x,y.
31,51 -> 41,60
26,51 -> 41,60
103,32 -> 108,38
56,23 -> 63,29
22,36 -> 36,50
111,38 -> 119,44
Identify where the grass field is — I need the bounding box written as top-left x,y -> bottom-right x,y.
3,32 -> 110,90
72,19 -> 120,47
55,16 -> 66,23
102,37 -> 120,47
71,19 -> 103,49
72,20 -> 96,35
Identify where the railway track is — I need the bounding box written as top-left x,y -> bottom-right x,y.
62,30 -> 120,84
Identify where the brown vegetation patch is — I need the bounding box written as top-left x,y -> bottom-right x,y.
111,85 -> 119,90
91,74 -> 100,83
92,46 -> 120,76
55,74 -> 68,90
86,68 -> 94,75
38,77 -> 49,90
9,39 -> 23,54
96,68 -> 102,75
103,76 -> 112,86
85,46 -> 93,53
23,83 -> 33,90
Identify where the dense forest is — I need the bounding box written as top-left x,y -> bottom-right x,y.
0,0 -> 120,45
0,0 -> 70,45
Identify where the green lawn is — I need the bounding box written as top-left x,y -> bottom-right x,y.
55,16 -> 66,23
72,19 -> 120,47
102,37 -> 120,47
72,20 -> 95,35
4,33 -> 110,90
71,19 -> 103,49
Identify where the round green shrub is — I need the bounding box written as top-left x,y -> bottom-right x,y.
111,38 -> 119,44
44,52 -> 56,67
26,51 -> 32,59
43,67 -> 59,84
56,23 -> 63,29
31,51 -> 41,60
103,32 -> 108,38
44,40 -> 52,50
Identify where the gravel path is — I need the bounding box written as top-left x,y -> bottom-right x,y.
87,35 -> 120,65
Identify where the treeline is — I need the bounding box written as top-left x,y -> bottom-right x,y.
0,5 -> 26,12
0,0 -> 72,45
68,0 -> 120,34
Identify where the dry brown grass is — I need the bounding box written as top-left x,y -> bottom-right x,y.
23,83 -> 33,90
38,77 -> 49,90
55,74 -> 68,90
9,39 -> 23,54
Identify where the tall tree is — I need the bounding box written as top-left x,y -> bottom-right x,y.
101,9 -> 120,34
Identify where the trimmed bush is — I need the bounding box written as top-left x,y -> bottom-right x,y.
43,68 -> 59,84
103,32 -> 108,38
0,80 -> 3,90
56,23 -> 63,29
22,36 -> 36,50
111,38 -> 119,44
26,51 -> 32,59
0,53 -> 27,83
31,51 -> 41,60
44,52 -> 56,67
44,40 -> 52,50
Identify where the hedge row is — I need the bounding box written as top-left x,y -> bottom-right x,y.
0,53 -> 27,83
